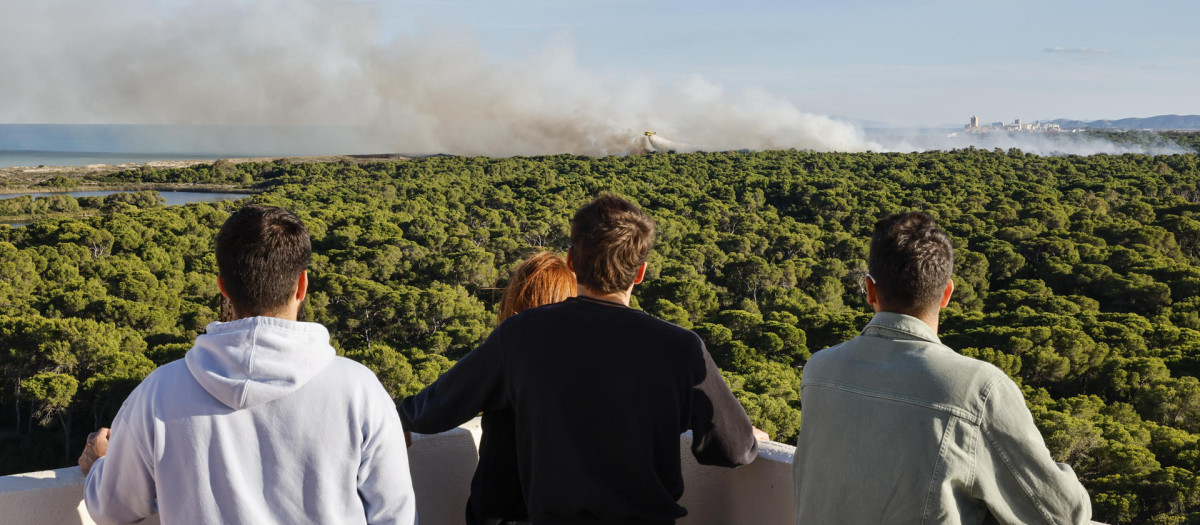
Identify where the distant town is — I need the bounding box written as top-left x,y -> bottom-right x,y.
946,114 -> 1200,137
950,116 -> 1064,137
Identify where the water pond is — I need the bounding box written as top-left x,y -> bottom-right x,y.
1,190 -> 250,227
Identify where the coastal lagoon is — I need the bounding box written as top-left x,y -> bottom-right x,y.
1,190 -> 249,227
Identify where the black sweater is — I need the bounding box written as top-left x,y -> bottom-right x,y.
399,296 -> 759,524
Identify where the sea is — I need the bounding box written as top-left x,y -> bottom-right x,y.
0,124 -> 366,168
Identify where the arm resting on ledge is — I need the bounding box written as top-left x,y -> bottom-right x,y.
689,343 -> 759,467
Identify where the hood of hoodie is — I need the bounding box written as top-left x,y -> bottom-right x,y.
185,317 -> 337,410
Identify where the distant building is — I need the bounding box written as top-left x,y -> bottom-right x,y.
958,115 -> 1062,136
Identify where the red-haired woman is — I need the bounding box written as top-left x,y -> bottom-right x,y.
472,252 -> 575,525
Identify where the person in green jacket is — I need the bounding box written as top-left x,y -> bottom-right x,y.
793,211 -> 1092,524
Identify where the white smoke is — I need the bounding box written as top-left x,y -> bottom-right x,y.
0,0 -> 1185,158
0,0 -> 879,156
870,129 -> 1190,156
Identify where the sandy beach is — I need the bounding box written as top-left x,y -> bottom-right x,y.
0,154 -> 412,193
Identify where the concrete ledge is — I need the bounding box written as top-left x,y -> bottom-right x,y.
0,423 -> 485,525
0,420 -> 794,525
0,422 -> 1104,524
679,434 -> 797,524
0,467 -> 160,525
408,419 -> 483,524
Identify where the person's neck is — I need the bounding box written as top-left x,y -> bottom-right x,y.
915,312 -> 939,334
577,284 -> 633,307
876,306 -> 939,334
231,306 -> 300,322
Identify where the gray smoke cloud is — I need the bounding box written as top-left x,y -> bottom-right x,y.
0,0 -> 877,156
0,0 -> 1185,157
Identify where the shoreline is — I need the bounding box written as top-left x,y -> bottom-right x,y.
1,152 -> 413,171
0,153 -> 412,193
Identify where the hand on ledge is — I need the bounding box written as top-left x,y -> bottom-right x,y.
78,427 -> 110,475
752,426 -> 770,442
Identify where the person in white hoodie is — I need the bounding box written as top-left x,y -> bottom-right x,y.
77,205 -> 417,525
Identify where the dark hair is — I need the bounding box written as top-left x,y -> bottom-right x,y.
215,205 -> 311,318
868,212 -> 954,312
570,195 -> 655,295
497,251 -> 576,323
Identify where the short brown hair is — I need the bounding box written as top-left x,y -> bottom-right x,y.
868,212 -> 954,312
497,252 -> 577,323
570,195 -> 655,295
215,205 -> 311,318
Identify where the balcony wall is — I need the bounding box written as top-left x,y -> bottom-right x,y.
0,418 -> 794,524
0,419 -> 1100,524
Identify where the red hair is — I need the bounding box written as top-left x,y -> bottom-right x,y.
497,252 -> 577,323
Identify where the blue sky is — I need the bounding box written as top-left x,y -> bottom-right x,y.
371,0 -> 1200,126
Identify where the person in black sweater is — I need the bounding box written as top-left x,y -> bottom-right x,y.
400,194 -> 762,524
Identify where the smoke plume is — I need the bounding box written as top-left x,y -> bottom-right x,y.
1,1 -> 1187,157
0,0 -> 879,156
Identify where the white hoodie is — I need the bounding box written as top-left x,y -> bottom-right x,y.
84,317 -> 416,524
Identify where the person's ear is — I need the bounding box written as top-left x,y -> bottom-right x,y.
633,261 -> 647,285
566,250 -> 575,271
217,274 -> 238,320
939,279 -> 955,308
864,275 -> 878,306
295,270 -> 308,302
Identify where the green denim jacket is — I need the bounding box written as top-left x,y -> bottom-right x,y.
793,312 -> 1092,524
